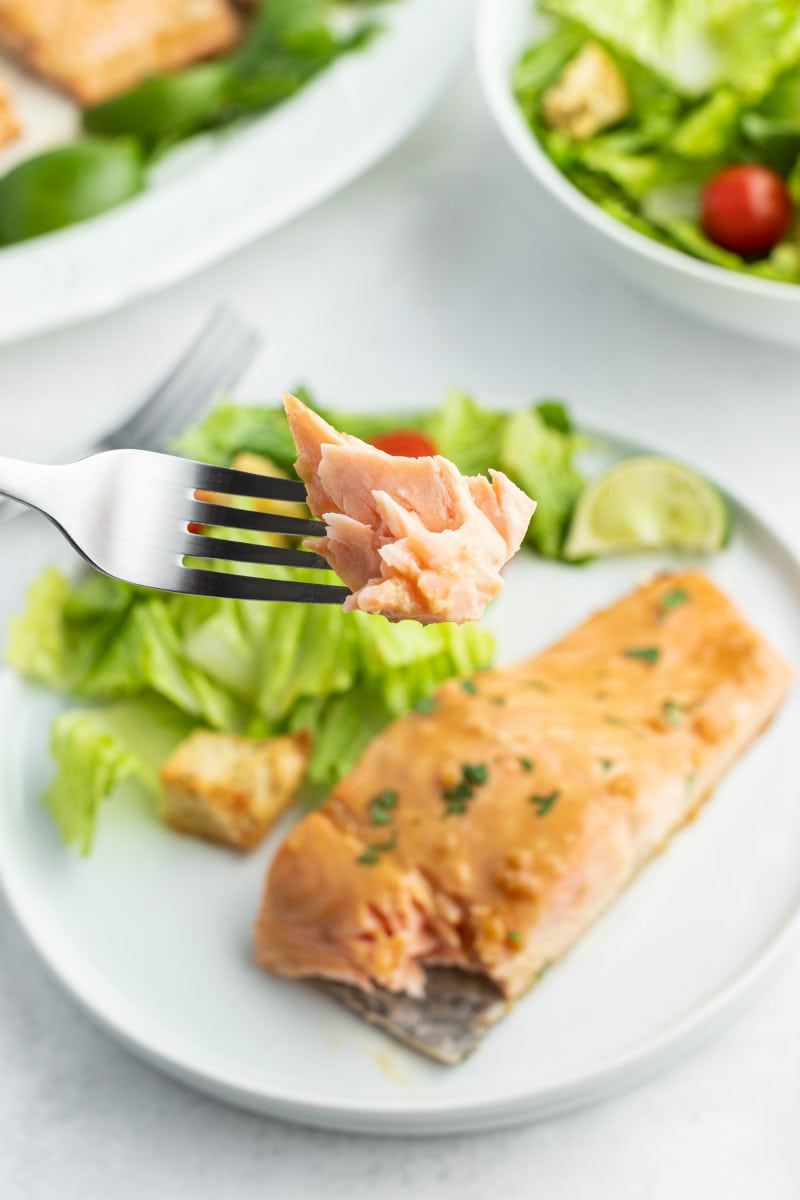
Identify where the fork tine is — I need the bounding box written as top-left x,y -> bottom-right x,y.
191,462 -> 308,504
174,567 -> 351,604
190,500 -> 327,539
99,308 -> 264,452
182,533 -> 332,570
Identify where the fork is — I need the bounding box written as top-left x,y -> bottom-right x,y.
0,450 -> 351,604
0,306 -> 263,523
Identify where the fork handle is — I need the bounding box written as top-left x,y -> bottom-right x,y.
0,456 -> 62,514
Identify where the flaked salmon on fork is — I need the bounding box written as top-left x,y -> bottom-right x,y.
254,571 -> 792,1062
284,394 -> 536,624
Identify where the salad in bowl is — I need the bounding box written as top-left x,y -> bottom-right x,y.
477,0 -> 800,344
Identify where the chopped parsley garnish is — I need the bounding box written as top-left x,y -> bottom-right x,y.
659,587 -> 689,614
357,834 -> 396,866
367,789 -> 398,826
519,757 -> 535,772
443,781 -> 472,803
507,930 -> 522,947
624,646 -> 661,665
460,680 -> 478,695
601,758 -> 614,771
463,763 -> 489,785
663,700 -> 682,727
492,696 -> 507,707
442,761 -> 491,816
445,799 -> 468,815
530,790 -> 560,817
535,960 -> 552,983
413,696 -> 437,715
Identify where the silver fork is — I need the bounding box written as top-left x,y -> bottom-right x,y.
0,450 -> 350,604
0,306 -> 263,522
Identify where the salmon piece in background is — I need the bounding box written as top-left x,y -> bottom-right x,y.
0,0 -> 241,106
0,76 -> 20,146
284,394 -> 536,624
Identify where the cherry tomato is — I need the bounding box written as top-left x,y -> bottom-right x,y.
701,164 -> 793,259
370,430 -> 438,458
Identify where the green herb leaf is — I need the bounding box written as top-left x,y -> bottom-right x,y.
367,789 -> 399,826
601,758 -> 614,771
535,960 -> 552,983
413,696 -> 437,715
660,587 -> 689,613
462,763 -> 489,785
663,700 -> 682,727
624,646 -> 661,665
445,798 -> 468,816
460,679 -> 478,695
444,781 -> 472,802
357,833 -> 396,866
519,756 -> 535,772
493,696 -> 508,707
530,790 -> 560,817
507,930 -> 523,947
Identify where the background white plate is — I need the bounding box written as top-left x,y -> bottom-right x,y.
0,421 -> 798,1135
0,0 -> 472,346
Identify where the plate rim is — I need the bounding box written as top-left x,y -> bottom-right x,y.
0,408 -> 798,1133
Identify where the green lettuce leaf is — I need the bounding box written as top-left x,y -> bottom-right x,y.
541,0 -> 800,99
46,696 -> 195,854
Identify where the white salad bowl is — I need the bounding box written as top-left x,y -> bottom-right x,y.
476,0 -> 800,348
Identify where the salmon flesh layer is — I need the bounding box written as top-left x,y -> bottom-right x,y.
254,571 -> 792,1061
284,394 -> 536,624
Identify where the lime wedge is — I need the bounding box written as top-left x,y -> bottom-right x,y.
563,455 -> 729,561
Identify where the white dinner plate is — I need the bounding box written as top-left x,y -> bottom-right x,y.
0,0 -> 472,346
0,415 -> 799,1135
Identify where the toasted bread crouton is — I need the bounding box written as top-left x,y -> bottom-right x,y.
160,729 -> 311,851
542,42 -> 630,141
195,451 -> 310,550
0,77 -> 19,147
0,0 -> 241,106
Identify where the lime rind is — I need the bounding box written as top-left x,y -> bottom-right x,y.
563,455 -> 729,561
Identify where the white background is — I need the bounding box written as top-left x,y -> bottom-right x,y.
0,64 -> 798,1198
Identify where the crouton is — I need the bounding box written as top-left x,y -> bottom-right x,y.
0,0 -> 242,107
542,42 -> 630,141
0,77 -> 19,147
160,729 -> 311,851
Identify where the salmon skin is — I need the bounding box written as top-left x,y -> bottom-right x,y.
254,571 -> 792,1062
284,393 -> 535,624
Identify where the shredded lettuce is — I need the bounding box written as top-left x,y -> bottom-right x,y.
10,560 -> 495,849
46,698 -> 195,854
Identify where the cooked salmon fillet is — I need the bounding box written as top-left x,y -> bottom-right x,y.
254,571 -> 792,1059
0,76 -> 19,146
284,394 -> 536,624
0,0 -> 241,106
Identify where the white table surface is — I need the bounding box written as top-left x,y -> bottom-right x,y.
1,63 -> 799,1199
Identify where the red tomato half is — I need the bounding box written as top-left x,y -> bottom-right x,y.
370,430 -> 438,458
701,165 -> 793,259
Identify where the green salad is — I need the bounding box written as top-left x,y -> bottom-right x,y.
515,0 -> 800,281
0,0 -> 393,245
7,389 -> 585,853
